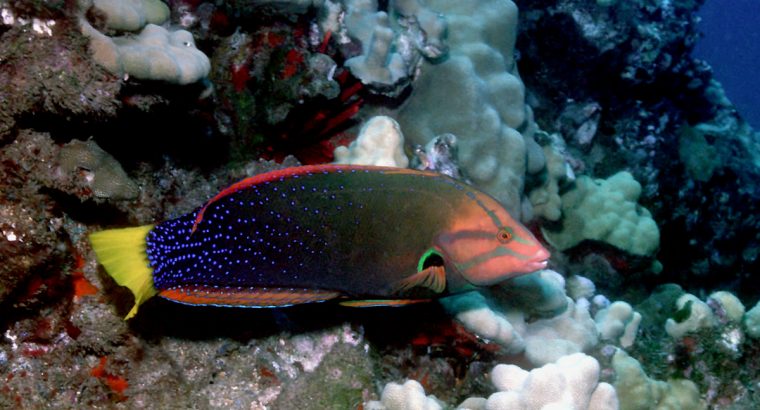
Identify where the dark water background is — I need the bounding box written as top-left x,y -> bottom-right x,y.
693,0 -> 760,129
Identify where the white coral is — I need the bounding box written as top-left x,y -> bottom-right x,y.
79,0 -> 210,84
365,380 -> 443,410
665,293 -> 716,339
486,353 -> 618,410
595,301 -> 642,348
333,116 -> 409,167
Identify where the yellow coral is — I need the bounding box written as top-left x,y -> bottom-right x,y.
541,172 -> 660,256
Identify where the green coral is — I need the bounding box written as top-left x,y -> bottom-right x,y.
678,125 -> 719,182
542,171 -> 660,256
612,350 -> 706,410
58,139 -> 139,200
671,300 -> 693,324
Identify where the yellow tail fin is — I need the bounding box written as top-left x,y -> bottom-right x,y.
89,225 -> 157,319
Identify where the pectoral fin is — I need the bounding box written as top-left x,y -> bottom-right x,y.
391,265 -> 447,294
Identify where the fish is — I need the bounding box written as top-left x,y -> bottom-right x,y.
89,165 -> 550,319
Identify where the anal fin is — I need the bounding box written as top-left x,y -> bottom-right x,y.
159,285 -> 341,308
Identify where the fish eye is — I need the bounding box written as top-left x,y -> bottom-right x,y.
497,228 -> 512,244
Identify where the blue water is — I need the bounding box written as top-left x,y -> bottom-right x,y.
693,0 -> 760,129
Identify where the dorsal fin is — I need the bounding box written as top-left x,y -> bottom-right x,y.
191,165 -> 439,233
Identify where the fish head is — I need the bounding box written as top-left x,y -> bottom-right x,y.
435,192 -> 550,286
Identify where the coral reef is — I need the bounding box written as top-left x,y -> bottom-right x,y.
78,0 -> 211,84
528,142 -> 572,222
342,0 -> 448,96
344,11 -> 408,93
1,146 -> 387,408
207,5 -> 354,163
91,0 -> 169,32
665,293 -> 717,339
370,353 -> 619,410
595,301 -> 642,348
442,270 -> 599,367
2,0 -> 760,408
333,116 -> 409,167
515,0 -> 760,295
0,7 -> 121,142
0,130 -> 137,306
365,379 -> 443,410
396,0 -> 536,217
58,139 -> 139,200
486,353 -> 618,410
745,301 -> 760,339
612,350 -> 705,410
542,172 -> 660,257
410,133 -> 463,179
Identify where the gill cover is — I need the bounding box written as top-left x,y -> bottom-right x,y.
436,191 -> 550,286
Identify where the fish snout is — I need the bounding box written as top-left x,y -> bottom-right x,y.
525,246 -> 551,272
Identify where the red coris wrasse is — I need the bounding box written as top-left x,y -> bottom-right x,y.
89,165 -> 550,319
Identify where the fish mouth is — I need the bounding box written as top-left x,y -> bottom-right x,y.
524,248 -> 551,272
524,258 -> 549,272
